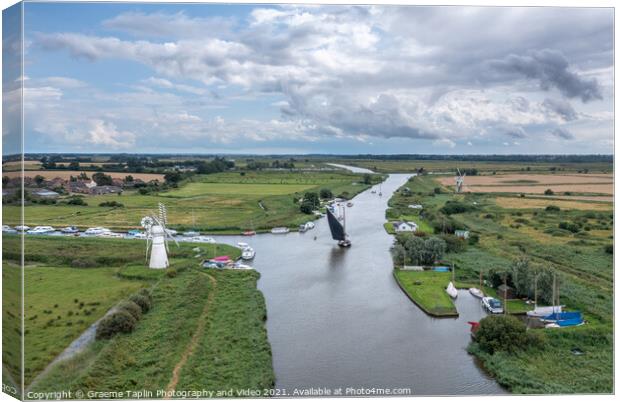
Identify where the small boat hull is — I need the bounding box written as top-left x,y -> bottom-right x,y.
469,288 -> 484,298
446,282 -> 458,299
338,240 -> 352,248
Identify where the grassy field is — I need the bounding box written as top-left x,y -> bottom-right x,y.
388,170 -> 613,393
393,270 -> 458,316
30,268 -> 274,395
5,171 -> 380,233
2,235 -> 241,387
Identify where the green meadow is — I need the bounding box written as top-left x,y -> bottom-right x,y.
393,270 -> 457,316
5,170 -> 380,233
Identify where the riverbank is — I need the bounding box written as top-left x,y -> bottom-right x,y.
2,235 -> 275,392
388,172 -> 612,394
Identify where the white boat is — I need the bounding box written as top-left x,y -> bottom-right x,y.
446,281 -> 458,299
237,242 -> 250,249
61,226 -> 79,234
133,232 -> 148,239
191,236 -> 215,244
84,227 -> 110,235
165,228 -> 178,236
2,225 -> 16,233
183,231 -> 200,237
305,221 -> 315,230
299,224 -> 308,232
271,227 -> 290,234
233,262 -> 253,270
27,226 -> 56,235
14,225 -> 30,231
469,287 -> 484,298
526,305 -> 564,318
241,247 -> 256,260
482,297 -> 504,314
97,231 -> 124,238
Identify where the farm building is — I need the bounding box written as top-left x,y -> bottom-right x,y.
455,230 -> 470,239
392,221 -> 418,233
497,284 -> 515,300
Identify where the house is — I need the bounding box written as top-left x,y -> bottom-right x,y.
392,221 -> 418,233
85,180 -> 97,189
32,189 -> 60,199
455,230 -> 470,239
408,204 -> 423,209
65,180 -> 91,194
90,185 -> 123,195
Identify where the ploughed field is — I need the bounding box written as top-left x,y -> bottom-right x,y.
2,235 -> 257,390
3,170 -> 164,182
387,172 -> 613,393
5,171 -> 379,233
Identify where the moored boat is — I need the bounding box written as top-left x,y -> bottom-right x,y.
183,230 -> 200,237
271,227 -> 290,234
61,226 -> 79,234
241,247 -> 256,260
242,230 -> 256,236
84,227 -> 110,236
469,287 -> 484,298
14,225 -> 30,232
27,226 -> 56,235
526,305 -> 564,318
482,297 -> 503,314
446,281 -> 458,298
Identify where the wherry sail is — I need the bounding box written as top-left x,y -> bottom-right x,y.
326,205 -> 351,247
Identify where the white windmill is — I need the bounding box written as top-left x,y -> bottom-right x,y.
141,203 -> 178,269
455,168 -> 466,193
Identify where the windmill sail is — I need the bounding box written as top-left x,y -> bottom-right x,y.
326,208 -> 346,241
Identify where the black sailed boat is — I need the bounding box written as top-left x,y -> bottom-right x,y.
326,206 -> 351,247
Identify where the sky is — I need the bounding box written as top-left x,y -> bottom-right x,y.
3,3 -> 615,154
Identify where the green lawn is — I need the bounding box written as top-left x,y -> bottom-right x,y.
393,270 -> 457,317
161,182 -> 315,197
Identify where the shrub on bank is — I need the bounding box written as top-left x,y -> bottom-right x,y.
475,315 -> 545,355
130,294 -> 152,313
96,310 -> 137,340
117,301 -> 142,321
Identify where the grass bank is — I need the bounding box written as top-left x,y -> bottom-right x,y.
393,270 -> 457,317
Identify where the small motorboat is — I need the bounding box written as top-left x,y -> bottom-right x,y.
97,231 -> 123,238
237,242 -> 250,249
242,230 -> 256,236
241,248 -> 256,260
233,262 -> 253,270
183,231 -> 200,237
305,221 -> 315,230
14,225 -> 30,232
133,232 -> 148,239
191,236 -> 215,244
84,227 -> 110,236
541,311 -> 584,327
482,297 -> 503,314
61,226 -> 79,234
2,225 -> 16,234
446,281 -> 458,299
298,224 -> 308,232
271,227 -> 290,234
27,226 -> 56,235
469,287 -> 484,298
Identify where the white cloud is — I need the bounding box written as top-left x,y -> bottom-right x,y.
88,120 -> 135,149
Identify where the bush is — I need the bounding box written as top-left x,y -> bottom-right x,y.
129,294 -> 152,313
166,268 -> 177,278
440,201 -> 471,215
558,221 -> 580,233
117,301 -> 142,321
319,188 -> 333,199
605,244 -> 613,254
99,201 -> 124,207
96,310 -> 137,340
545,205 -> 560,212
475,315 -> 528,354
440,234 -> 467,253
66,196 -> 88,206
138,288 -> 153,303
544,189 -> 554,195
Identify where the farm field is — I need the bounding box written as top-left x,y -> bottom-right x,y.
2,235 -> 241,387
331,159 -> 613,174
436,173 -> 613,186
3,170 -> 164,182
466,183 -> 612,195
6,170 -> 379,233
388,172 -> 613,393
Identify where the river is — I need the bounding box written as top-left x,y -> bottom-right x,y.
213,173 -> 505,396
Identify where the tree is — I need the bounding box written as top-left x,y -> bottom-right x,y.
319,188 -> 333,199
404,236 -> 426,265
475,315 -> 529,354
68,161 -> 80,170
362,174 -> 372,185
92,172 -> 113,186
34,175 -> 45,186
423,237 -> 446,264
2,176 -> 9,187
124,175 -> 134,183
544,188 -> 554,195
390,243 -> 407,267
164,171 -> 182,185
511,257 -> 532,298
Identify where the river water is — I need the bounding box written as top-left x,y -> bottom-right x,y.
213,173 -> 505,396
